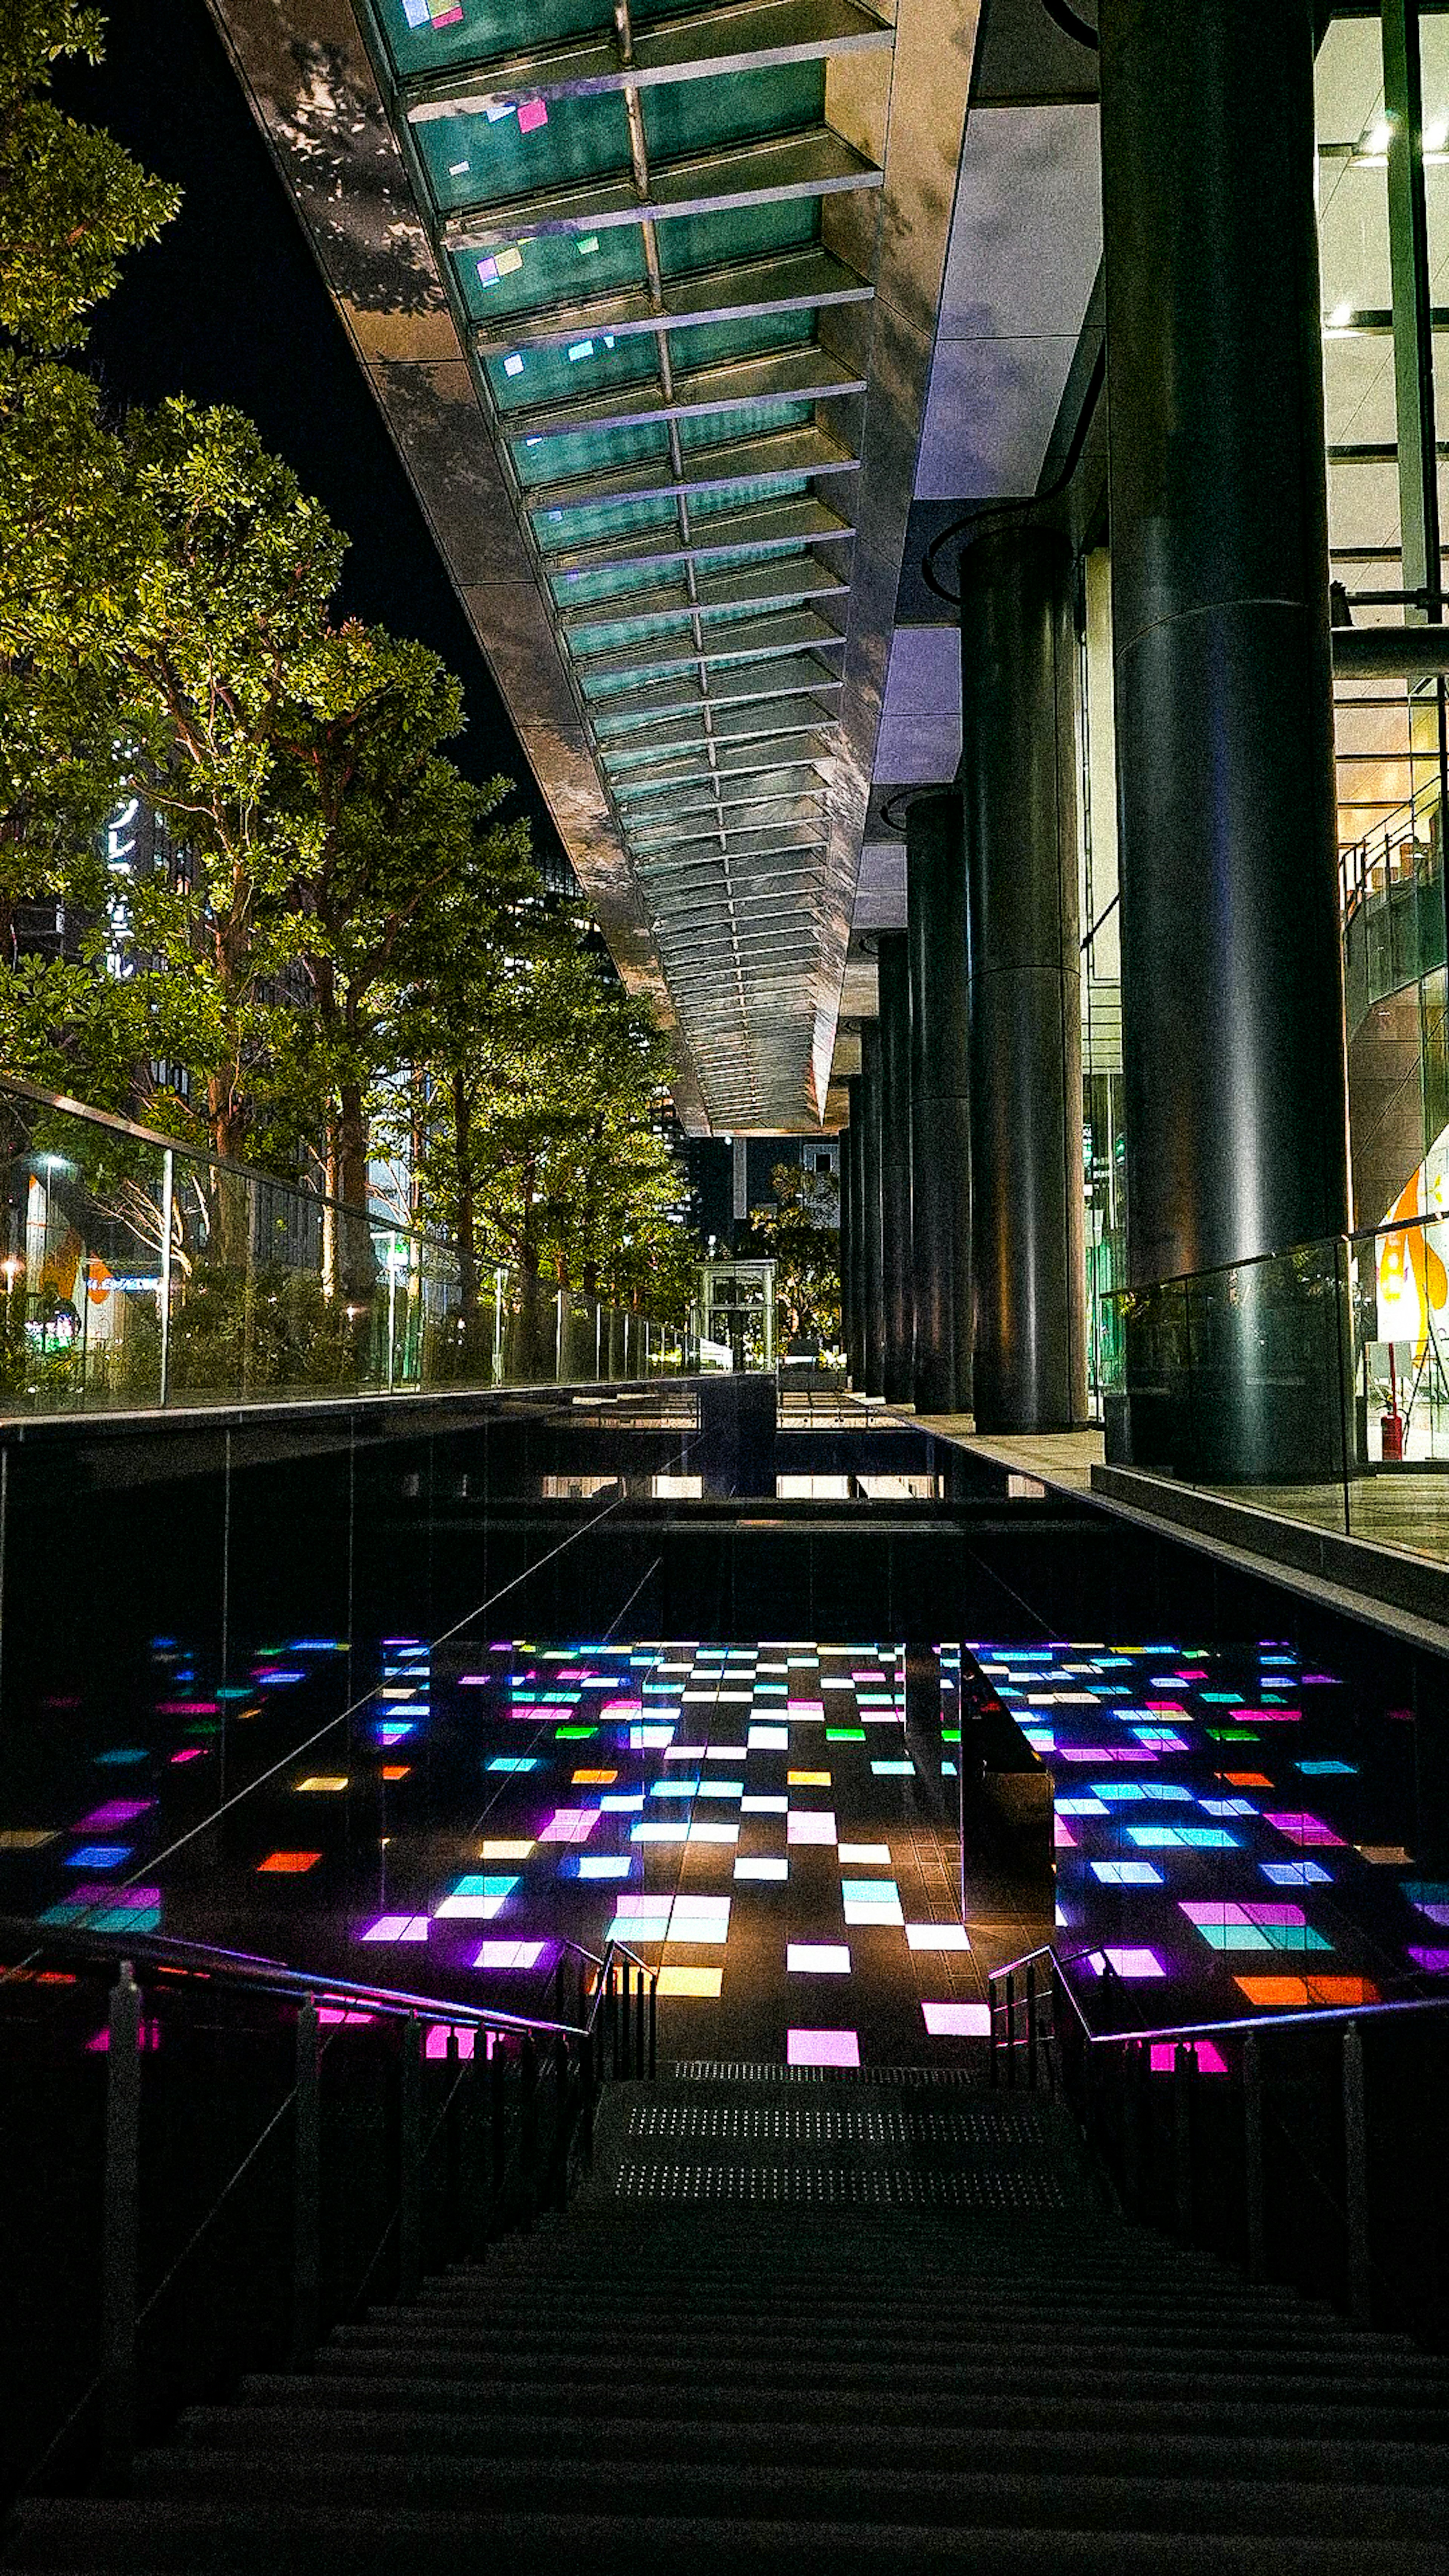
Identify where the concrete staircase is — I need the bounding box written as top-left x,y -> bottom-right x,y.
9,2066 -> 1449,2573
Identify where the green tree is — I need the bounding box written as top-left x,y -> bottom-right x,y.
751,1161 -> 840,1348
1,1 -> 177,352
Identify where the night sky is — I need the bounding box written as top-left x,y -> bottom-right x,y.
57,0 -> 563,862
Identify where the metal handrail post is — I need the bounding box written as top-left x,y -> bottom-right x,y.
1174,2042 -> 1195,2242
635,1961 -> 646,2076
648,1972 -> 657,2080
520,2033 -> 539,2228
102,1961 -> 141,2484
1025,1960 -> 1038,2091
582,2016 -> 598,2167
290,1993 -> 320,2368
1244,2032 -> 1265,2284
398,2016 -> 422,2301
157,1152 -> 174,1410
1004,1972 -> 1015,2090
489,2036 -> 506,2225
1343,2021 -> 1371,2326
443,2029 -> 461,2258
553,2038 -> 573,2211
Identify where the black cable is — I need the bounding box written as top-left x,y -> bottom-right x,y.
1042,0 -> 1098,48
921,341 -> 1106,608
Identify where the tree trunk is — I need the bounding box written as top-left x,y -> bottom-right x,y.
335,1079 -> 376,1303
452,1070 -> 485,1378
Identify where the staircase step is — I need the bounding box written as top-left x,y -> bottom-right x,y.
126,2446 -> 1449,2536
299,2354 -> 1449,2406
170,2405 -> 1449,2486
232,2375 -> 1449,2439
322,2320 -> 1435,2370
6,2497 -> 1446,2575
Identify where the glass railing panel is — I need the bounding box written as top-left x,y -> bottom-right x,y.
1,1107 -> 168,1412
0,1084 -> 684,1416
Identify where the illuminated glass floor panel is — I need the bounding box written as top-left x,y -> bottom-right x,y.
966,1636 -> 1440,2035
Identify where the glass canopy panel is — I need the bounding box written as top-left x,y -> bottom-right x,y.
512,422 -> 670,488
532,492 -> 684,550
374,0 -> 707,82
677,399 -> 815,449
659,197 -> 822,276
551,535 -> 821,610
640,61 -> 825,160
412,92 -> 630,213
456,225 -> 646,323
486,332 -> 660,411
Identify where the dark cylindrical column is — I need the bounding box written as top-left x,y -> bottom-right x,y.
860,1022 -> 886,1396
846,1073 -> 866,1390
877,929 -> 914,1404
960,524 -> 1087,1433
907,793 -> 972,1417
1100,0 -> 1348,1288
838,1110 -> 852,1376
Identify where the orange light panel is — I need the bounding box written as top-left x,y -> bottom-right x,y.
257,1851 -> 321,1874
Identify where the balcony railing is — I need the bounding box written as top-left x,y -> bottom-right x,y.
0,1078 -> 698,1417
1103,1201 -> 1449,1567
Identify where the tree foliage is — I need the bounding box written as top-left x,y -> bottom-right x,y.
0,3 -> 701,1328
0,1 -> 178,351
750,1161 -> 840,1347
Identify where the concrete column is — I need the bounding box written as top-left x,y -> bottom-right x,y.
877,929 -> 914,1404
960,524 -> 1087,1433
1100,0 -> 1348,1289
838,1109 -> 852,1378
860,1022 -> 886,1396
846,1073 -> 867,1390
907,792 -> 972,1417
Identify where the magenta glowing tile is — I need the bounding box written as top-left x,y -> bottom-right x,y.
1409,1947 -> 1449,1973
787,2026 -> 860,2068
360,1913 -> 429,1941
425,2024 -> 478,2058
921,2001 -> 991,2037
1150,2039 -> 1229,2074
540,1809 -> 599,1844
1264,1812 -> 1343,1846
80,1799 -> 153,1829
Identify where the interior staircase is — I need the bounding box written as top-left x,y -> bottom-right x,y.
8,2063 -> 1449,2574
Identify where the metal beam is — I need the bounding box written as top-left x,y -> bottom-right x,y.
589,658 -> 843,734
563,555 -> 849,644
612,734 -> 837,790
576,607 -> 846,689
599,701 -> 843,765
476,246 -> 872,357
526,421 -> 860,520
631,813 -> 829,855
1383,0 -> 1442,617
441,129 -> 883,255
543,494 -> 854,584
406,0 -> 892,120
625,783 -> 829,830
500,344 -> 866,442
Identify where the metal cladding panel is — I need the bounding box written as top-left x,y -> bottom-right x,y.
203,0 -> 980,1130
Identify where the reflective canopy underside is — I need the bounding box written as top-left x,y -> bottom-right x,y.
205,0 -> 980,1129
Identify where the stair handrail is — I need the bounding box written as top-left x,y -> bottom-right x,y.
0,1914 -> 660,2501
0,1913 -> 587,2040
987,1936 -> 1449,2050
